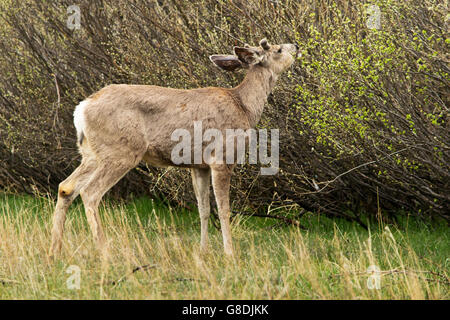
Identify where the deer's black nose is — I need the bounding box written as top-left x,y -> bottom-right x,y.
295,44 -> 299,50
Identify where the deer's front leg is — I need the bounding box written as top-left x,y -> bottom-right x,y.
191,168 -> 211,252
211,165 -> 233,256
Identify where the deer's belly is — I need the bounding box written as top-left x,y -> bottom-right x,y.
142,150 -> 173,168
142,150 -> 210,170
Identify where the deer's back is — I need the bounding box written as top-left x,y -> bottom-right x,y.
79,84 -> 250,167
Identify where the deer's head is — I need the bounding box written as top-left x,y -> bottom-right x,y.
210,39 -> 300,75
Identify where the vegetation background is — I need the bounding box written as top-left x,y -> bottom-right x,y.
0,0 -> 448,300
0,0 -> 448,223
0,193 -> 448,299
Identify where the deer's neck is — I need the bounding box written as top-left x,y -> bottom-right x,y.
231,66 -> 277,127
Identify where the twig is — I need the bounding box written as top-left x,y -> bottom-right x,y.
110,264 -> 157,286
213,26 -> 246,45
52,73 -> 60,128
172,277 -> 207,283
232,211 -> 306,229
299,146 -> 420,195
330,268 -> 450,285
0,278 -> 20,285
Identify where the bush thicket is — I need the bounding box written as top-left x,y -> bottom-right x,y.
0,0 -> 448,222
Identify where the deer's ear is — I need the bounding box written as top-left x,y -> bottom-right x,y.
209,55 -> 242,71
259,38 -> 271,50
233,47 -> 261,65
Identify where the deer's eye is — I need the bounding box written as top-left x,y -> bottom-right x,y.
277,48 -> 282,53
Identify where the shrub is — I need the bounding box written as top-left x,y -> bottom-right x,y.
0,0 -> 448,222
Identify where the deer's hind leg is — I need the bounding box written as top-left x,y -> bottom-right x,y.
79,152 -> 143,253
50,154 -> 97,257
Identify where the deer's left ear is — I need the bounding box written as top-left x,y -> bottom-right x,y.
209,55 -> 242,71
259,38 -> 271,50
233,47 -> 261,65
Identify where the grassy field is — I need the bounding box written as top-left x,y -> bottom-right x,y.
0,193 -> 448,299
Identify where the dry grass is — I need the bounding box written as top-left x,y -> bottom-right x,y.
0,193 -> 448,299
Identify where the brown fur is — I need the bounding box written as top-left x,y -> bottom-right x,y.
50,40 -> 299,258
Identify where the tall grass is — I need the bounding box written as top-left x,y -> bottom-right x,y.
0,193 -> 448,299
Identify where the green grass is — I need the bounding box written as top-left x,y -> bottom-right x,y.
0,193 -> 448,299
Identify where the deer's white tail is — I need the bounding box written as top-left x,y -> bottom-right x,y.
73,100 -> 89,145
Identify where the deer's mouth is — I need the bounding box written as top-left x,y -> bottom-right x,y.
288,44 -> 301,59
294,44 -> 301,59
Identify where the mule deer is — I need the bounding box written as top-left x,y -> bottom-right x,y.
49,39 -> 300,257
